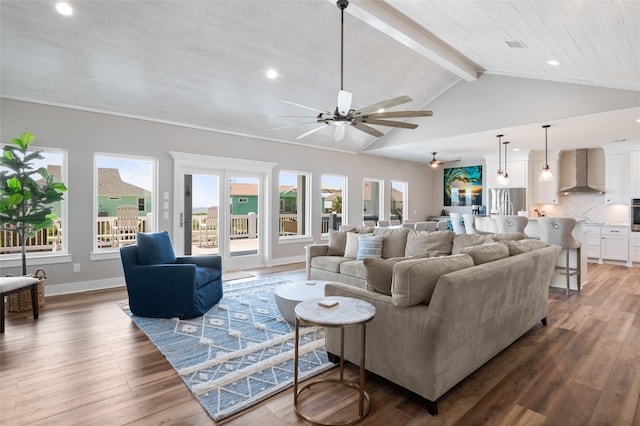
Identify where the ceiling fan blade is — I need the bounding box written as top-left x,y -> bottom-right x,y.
280,100 -> 332,115
269,121 -> 323,131
296,124 -> 328,140
356,95 -> 413,115
441,159 -> 462,165
337,90 -> 352,117
350,122 -> 384,138
362,110 -> 433,119
352,118 -> 418,129
335,125 -> 346,141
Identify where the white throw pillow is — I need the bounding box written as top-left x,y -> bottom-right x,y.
344,232 -> 360,259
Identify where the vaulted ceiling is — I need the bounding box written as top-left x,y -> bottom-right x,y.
1,0 -> 639,163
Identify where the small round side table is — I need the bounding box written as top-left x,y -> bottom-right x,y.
294,296 -> 376,426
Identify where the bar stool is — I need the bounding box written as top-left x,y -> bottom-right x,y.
436,220 -> 448,231
462,214 -> 492,235
494,215 -> 529,234
538,217 -> 581,295
449,213 -> 465,235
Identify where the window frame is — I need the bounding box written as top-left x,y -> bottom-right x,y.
363,178 -> 383,223
390,180 -> 408,222
91,153 -> 158,260
0,145 -> 71,267
320,174 -> 346,236
278,169 -> 311,242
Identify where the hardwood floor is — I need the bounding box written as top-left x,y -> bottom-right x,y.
1,262 -> 639,425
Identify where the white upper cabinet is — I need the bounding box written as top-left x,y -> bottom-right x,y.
485,160 -> 528,188
533,159 -> 559,204
603,145 -> 630,205
631,150 -> 640,198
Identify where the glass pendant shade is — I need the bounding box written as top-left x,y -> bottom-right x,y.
538,125 -> 555,182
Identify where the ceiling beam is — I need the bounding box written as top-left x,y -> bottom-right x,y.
338,0 -> 479,81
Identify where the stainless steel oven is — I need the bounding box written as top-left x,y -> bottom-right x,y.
632,199 -> 640,231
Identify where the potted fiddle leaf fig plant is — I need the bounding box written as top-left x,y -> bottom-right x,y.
1,132 -> 67,310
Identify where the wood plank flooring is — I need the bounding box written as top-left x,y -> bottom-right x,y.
1,262 -> 639,425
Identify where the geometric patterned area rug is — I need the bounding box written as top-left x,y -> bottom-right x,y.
120,276 -> 335,421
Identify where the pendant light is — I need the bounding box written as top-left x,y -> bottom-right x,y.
538,124 -> 555,182
496,134 -> 505,185
501,141 -> 511,186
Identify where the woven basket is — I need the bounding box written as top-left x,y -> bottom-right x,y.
7,268 -> 46,313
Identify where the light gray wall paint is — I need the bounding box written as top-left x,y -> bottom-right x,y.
1,99 -> 431,291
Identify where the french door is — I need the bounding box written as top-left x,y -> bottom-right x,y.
171,152 -> 275,271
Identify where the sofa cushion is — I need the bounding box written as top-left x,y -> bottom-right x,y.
356,234 -> 384,260
491,232 -> 527,241
195,266 -> 220,288
363,257 -> 406,295
327,230 -> 348,256
373,227 -> 410,259
500,239 -> 547,256
391,254 -> 474,307
311,256 -> 350,273
458,243 -> 510,265
452,234 -> 495,254
339,260 -> 366,279
136,231 -> 177,265
344,232 -> 359,258
405,230 -> 455,257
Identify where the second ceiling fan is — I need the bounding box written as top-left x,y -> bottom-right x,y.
278,0 -> 433,142
429,152 -> 461,168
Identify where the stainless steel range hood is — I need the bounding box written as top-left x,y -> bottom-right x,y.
562,148 -> 604,194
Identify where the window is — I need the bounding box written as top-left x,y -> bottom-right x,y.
95,154 -> 156,252
279,170 -> 310,238
321,174 -> 345,234
390,181 -> 407,222
1,146 -> 68,260
238,197 -> 248,204
363,178 -> 382,223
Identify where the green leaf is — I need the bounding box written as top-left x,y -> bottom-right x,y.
20,132 -> 35,148
3,150 -> 16,162
7,177 -> 21,192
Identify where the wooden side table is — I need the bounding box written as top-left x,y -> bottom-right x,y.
294,296 -> 376,425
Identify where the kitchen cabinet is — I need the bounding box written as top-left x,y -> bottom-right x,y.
533,159 -> 558,204
604,153 -> 630,204
601,226 -> 629,261
631,151 -> 640,198
631,233 -> 640,263
582,224 -> 602,261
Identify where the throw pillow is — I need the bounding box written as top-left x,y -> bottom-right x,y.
372,228 -> 410,259
391,254 -> 474,307
363,257 -> 406,295
457,243 -> 510,265
327,230 -> 348,256
452,234 -> 495,254
491,232 -> 527,242
136,231 -> 177,265
404,230 -> 455,257
500,239 -> 547,256
356,235 -> 384,260
344,232 -> 360,258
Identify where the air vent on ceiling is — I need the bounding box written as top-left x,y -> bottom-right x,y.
505,40 -> 527,48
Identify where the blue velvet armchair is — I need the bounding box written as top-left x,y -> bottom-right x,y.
119,231 -> 223,319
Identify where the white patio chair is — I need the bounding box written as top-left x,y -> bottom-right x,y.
112,205 -> 140,247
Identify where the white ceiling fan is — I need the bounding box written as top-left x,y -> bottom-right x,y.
273,0 -> 433,142
429,152 -> 461,168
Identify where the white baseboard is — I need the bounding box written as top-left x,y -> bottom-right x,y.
267,255 -> 305,267
45,277 -> 126,296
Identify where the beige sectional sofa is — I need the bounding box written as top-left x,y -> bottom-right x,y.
305,226 -> 561,415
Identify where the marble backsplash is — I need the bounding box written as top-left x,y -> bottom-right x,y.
530,193 -> 630,225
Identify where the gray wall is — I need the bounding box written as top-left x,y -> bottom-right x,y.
1,98 -> 431,292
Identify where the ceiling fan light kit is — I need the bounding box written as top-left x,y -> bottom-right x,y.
276,0 -> 432,142
430,152 -> 460,168
538,124 -> 555,182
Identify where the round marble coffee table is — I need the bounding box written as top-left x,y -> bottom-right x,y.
293,296 -> 376,425
273,280 -> 329,323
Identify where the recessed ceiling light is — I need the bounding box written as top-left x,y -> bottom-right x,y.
636,118 -> 640,123
547,59 -> 560,66
513,148 -> 521,152
377,108 -> 385,113
56,2 -> 73,15
266,69 -> 278,79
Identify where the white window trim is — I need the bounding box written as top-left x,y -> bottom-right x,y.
320,174 -> 346,236
279,169 -> 311,241
0,145 -> 69,266
363,177 -> 383,220
90,152 -> 158,260
390,180 -> 408,221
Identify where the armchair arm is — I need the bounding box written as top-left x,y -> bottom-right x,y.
176,255 -> 222,270
305,244 -> 329,279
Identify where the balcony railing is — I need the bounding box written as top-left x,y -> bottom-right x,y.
1,213 -> 344,254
